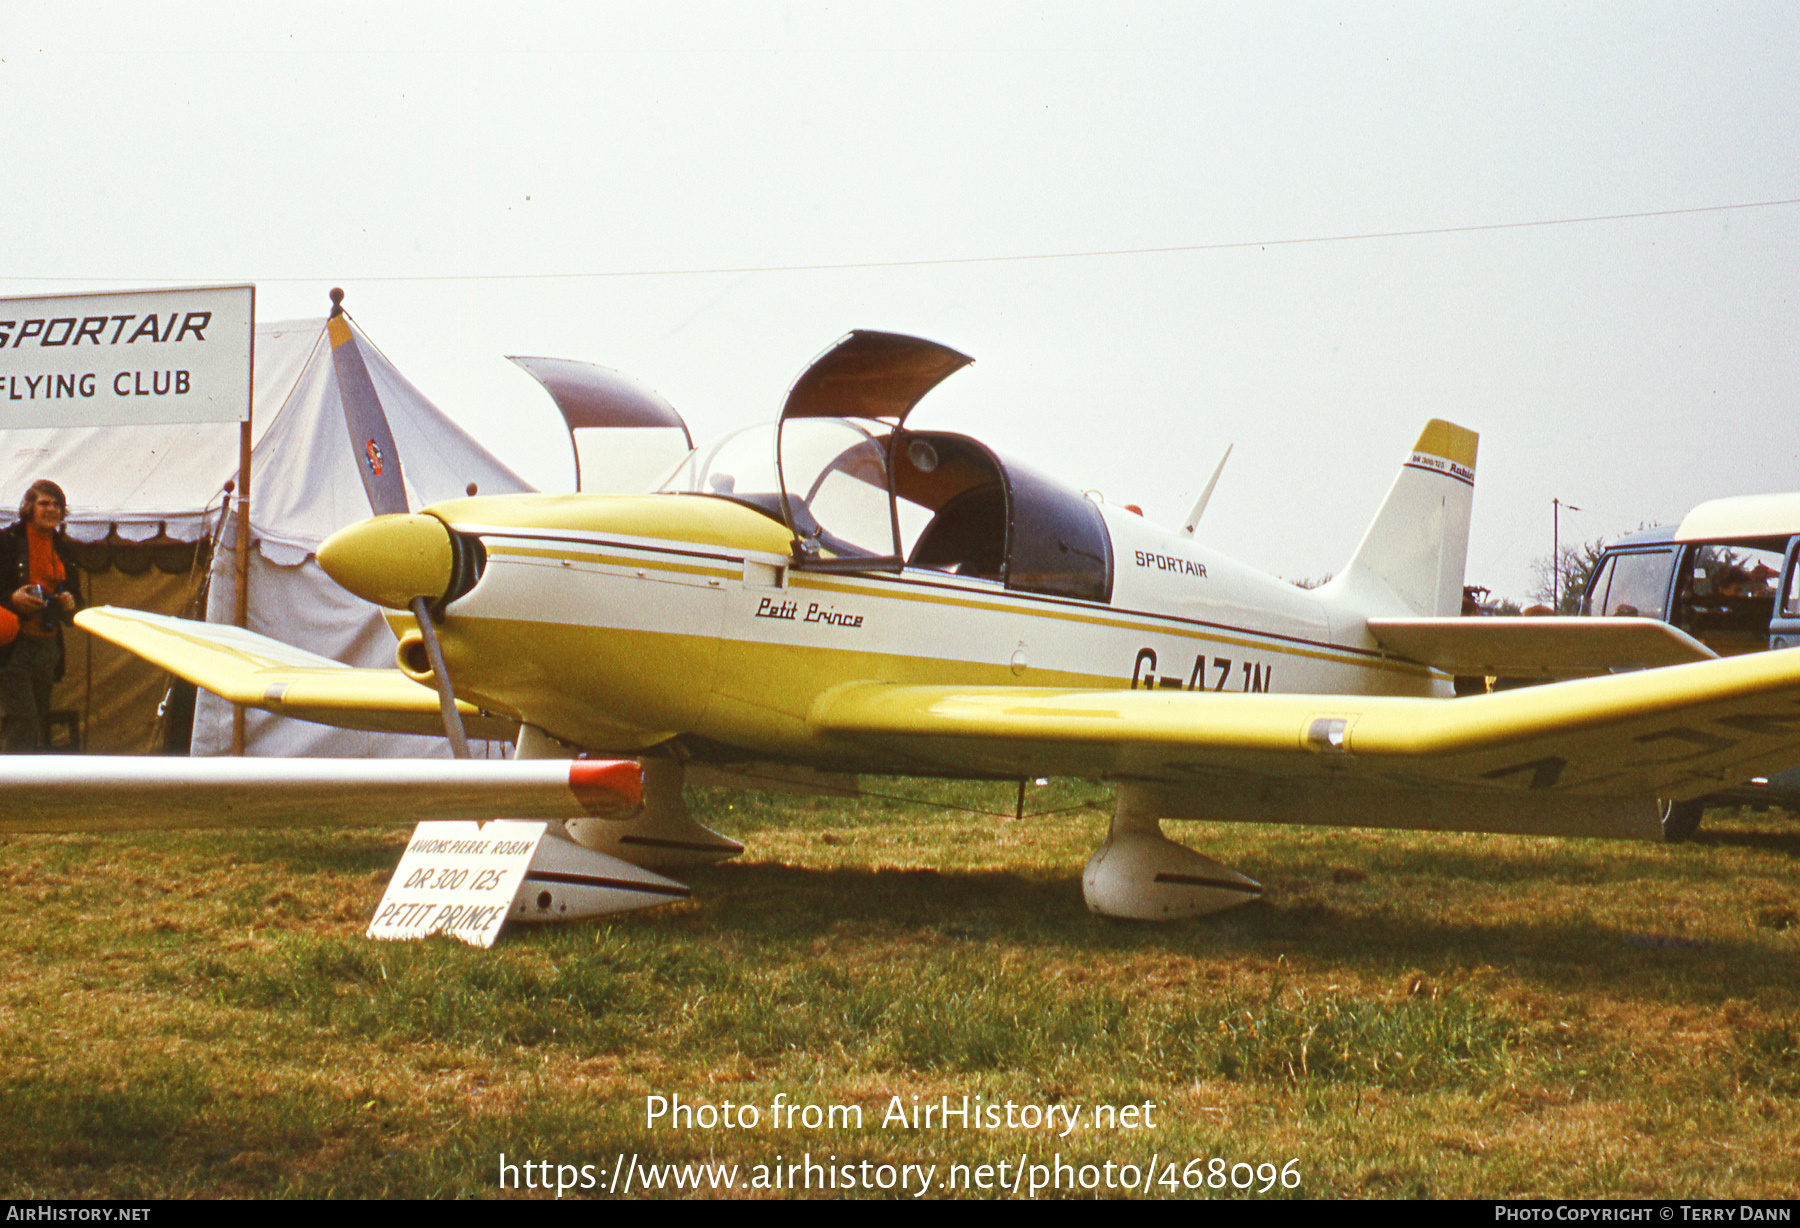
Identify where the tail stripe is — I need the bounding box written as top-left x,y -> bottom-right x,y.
1404,457 -> 1475,486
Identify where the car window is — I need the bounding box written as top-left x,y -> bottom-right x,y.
1674,543 -> 1788,655
1582,549 -> 1672,618
1686,544 -> 1785,603
1580,555 -> 1613,616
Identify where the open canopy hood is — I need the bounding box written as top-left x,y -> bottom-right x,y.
779,330 -> 973,426
775,331 -> 972,571
509,355 -> 693,492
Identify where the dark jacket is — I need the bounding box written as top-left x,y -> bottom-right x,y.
0,519 -> 83,681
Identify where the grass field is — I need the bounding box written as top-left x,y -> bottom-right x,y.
1,779 -> 1796,1199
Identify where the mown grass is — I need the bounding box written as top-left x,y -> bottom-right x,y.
0,780 -> 1796,1199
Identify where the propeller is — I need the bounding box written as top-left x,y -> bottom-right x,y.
328,288 -> 472,758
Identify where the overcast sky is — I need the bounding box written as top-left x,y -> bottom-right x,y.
3,2 -> 1796,602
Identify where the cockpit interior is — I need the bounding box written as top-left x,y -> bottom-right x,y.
658,420 -> 1112,603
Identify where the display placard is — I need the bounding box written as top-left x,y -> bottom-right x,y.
367,819 -> 548,949
0,284 -> 253,428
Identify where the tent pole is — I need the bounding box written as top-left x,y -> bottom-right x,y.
230,421 -> 250,754
231,425 -> 251,754
231,297 -> 254,756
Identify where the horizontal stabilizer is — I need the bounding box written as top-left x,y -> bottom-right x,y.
74,607 -> 518,739
1366,616 -> 1717,678
0,757 -> 642,834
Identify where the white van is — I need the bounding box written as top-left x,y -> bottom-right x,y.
1576,492 -> 1800,835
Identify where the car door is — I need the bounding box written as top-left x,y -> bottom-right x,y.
1580,546 -> 1679,620
1771,535 -> 1800,650
1671,540 -> 1790,656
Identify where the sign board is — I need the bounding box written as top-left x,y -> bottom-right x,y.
0,284 -> 253,428
367,819 -> 549,949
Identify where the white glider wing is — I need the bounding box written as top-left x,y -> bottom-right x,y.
0,756 -> 644,835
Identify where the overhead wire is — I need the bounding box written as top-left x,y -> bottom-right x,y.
4,197 -> 1797,285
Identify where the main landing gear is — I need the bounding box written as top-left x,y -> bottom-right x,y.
563,757 -> 744,871
1082,783 -> 1262,919
509,732 -> 743,921
1660,798 -> 1705,843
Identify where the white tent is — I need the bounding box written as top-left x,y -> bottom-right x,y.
0,316 -> 530,755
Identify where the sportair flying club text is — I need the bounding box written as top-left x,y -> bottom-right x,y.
0,311 -> 212,348
1,311 -> 216,403
0,311 -> 216,401
2,370 -> 193,400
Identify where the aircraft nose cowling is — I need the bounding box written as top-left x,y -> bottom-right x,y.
318,513 -> 453,609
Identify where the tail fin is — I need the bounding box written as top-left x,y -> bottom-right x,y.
1329,420 -> 1477,617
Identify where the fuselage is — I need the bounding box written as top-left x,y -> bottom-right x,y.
362,491 -> 1446,770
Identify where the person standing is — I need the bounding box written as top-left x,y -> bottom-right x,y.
0,480 -> 82,751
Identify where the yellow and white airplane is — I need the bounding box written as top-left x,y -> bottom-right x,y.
28,325 -> 1800,921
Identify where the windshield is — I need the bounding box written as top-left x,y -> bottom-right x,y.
779,417 -> 898,557
658,419 -> 906,559
656,422 -> 781,500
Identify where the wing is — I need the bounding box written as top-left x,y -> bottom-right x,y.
0,756 -> 642,834
1366,616 -> 1716,677
809,648 -> 1800,839
74,607 -> 518,740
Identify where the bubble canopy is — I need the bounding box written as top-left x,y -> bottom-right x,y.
656,331 -> 1112,604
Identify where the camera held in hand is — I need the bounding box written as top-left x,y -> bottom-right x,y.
25,583 -> 60,632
